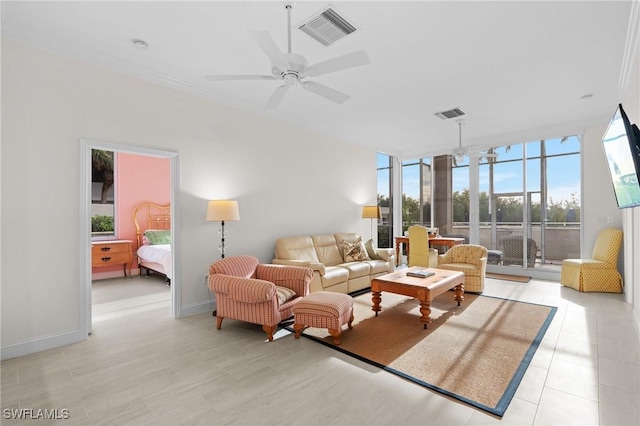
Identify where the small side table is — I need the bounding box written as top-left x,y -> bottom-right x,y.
91,239 -> 133,277
394,236 -> 409,266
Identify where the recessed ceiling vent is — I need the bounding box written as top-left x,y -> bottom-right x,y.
298,6 -> 357,46
434,108 -> 466,120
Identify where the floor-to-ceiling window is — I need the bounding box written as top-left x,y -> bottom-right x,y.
391,135 -> 581,273
539,136 -> 582,262
377,153 -> 393,248
451,136 -> 581,270
401,157 -> 433,234
452,155 -> 471,236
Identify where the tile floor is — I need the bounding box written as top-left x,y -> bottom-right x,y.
1,276 -> 639,425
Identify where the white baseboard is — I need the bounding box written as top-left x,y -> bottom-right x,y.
2,296 -> 215,361
633,307 -> 640,343
1,329 -> 87,361
180,300 -> 215,317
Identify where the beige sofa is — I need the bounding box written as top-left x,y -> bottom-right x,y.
273,233 -> 395,294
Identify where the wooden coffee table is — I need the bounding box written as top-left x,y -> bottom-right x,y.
371,267 -> 465,329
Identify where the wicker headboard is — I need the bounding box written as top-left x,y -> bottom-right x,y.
133,203 -> 171,248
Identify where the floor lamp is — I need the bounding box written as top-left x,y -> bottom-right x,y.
362,205 -> 381,241
206,200 -> 240,258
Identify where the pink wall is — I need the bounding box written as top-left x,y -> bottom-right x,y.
92,152 -> 170,276
116,153 -> 171,244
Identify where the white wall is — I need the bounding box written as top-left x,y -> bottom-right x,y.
581,123 -> 625,255
620,32 -> 640,336
578,51 -> 639,338
1,39 -> 377,358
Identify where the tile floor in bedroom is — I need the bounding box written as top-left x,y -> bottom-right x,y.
1,275 -> 639,425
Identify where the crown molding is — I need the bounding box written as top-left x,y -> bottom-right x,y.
2,25 -> 373,152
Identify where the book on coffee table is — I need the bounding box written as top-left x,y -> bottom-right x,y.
406,270 -> 435,278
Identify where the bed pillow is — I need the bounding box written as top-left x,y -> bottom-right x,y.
144,230 -> 171,245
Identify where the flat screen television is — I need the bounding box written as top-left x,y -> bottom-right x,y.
601,103 -> 640,209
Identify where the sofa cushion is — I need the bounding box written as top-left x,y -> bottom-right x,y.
321,266 -> 350,287
363,259 -> 390,275
312,235 -> 344,266
334,232 -> 360,246
275,236 -> 320,263
337,261 -> 370,279
342,237 -> 370,262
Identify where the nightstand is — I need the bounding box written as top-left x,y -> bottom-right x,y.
91,240 -> 133,277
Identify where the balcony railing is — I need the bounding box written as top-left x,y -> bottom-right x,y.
378,222 -> 580,264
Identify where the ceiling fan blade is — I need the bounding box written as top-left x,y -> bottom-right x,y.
205,75 -> 276,81
248,30 -> 284,64
265,85 -> 289,109
301,81 -> 350,104
304,50 -> 370,77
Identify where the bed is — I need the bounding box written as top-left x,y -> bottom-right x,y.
133,202 -> 172,284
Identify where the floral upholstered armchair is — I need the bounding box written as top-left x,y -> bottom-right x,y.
561,227 -> 623,293
208,255 -> 313,341
437,244 -> 488,293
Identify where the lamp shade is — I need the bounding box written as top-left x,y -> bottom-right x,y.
206,200 -> 240,221
362,205 -> 381,219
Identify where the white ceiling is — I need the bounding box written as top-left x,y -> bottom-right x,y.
2,1 -> 636,158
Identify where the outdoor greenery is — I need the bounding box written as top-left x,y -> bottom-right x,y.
92,214 -> 114,232
92,149 -> 114,204
451,190 -> 580,224
377,191 -> 580,231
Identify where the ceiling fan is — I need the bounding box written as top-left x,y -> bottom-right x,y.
205,4 -> 370,109
452,119 -> 497,163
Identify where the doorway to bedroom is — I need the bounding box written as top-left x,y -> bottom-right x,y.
81,138 -> 179,334
91,151 -> 171,321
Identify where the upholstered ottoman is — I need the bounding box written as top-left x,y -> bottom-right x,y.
293,291 -> 354,345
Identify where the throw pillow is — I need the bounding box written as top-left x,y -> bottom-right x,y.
365,238 -> 382,260
275,286 -> 297,305
343,237 -> 370,262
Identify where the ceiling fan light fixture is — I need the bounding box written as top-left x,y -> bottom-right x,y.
452,119 -> 469,160
283,72 -> 298,85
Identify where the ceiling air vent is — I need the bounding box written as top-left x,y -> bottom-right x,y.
434,108 -> 466,120
298,6 -> 357,46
